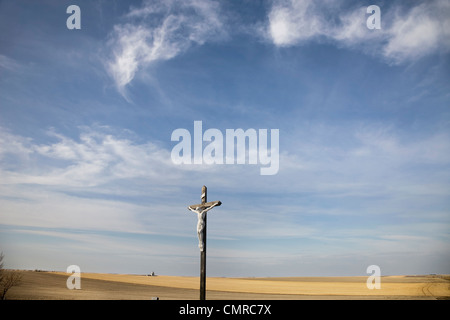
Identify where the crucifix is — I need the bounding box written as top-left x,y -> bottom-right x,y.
188,185 -> 221,300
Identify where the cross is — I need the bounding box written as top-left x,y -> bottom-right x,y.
188,185 -> 221,300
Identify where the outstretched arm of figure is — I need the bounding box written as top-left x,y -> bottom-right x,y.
199,202 -> 220,214
187,201 -> 222,214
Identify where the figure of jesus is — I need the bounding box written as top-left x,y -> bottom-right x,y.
188,201 -> 221,251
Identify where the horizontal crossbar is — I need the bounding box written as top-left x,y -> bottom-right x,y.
188,200 -> 222,211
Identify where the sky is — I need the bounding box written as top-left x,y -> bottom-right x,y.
0,0 -> 449,277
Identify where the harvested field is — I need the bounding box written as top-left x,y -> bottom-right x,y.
5,270 -> 450,300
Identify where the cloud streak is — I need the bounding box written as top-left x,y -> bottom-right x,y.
1,123 -> 449,234
104,0 -> 450,99
106,0 -> 226,98
266,0 -> 450,63
0,126 -> 177,188
382,0 -> 450,63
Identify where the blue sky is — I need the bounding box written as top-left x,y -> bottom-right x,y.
0,0 -> 449,277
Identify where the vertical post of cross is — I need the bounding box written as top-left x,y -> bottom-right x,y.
188,186 -> 221,300
200,185 -> 207,300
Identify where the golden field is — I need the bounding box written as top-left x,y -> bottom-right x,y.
5,270 -> 450,300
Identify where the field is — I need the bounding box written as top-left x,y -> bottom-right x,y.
6,270 -> 450,300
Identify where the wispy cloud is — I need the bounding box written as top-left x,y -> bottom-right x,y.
0,54 -> 21,71
106,0 -> 226,99
267,0 -> 324,46
0,126 -> 177,188
2,123 -> 449,211
382,0 -> 450,63
265,0 -> 450,63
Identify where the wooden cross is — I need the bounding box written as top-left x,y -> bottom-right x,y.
188,185 -> 221,300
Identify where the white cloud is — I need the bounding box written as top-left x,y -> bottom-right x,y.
0,126 -> 177,188
266,0 -> 450,63
332,6 -> 372,45
382,0 -> 450,63
0,126 -> 261,235
267,0 -> 324,46
0,127 -> 33,159
4,123 -> 446,206
106,0 -> 226,98
266,0 -> 371,46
